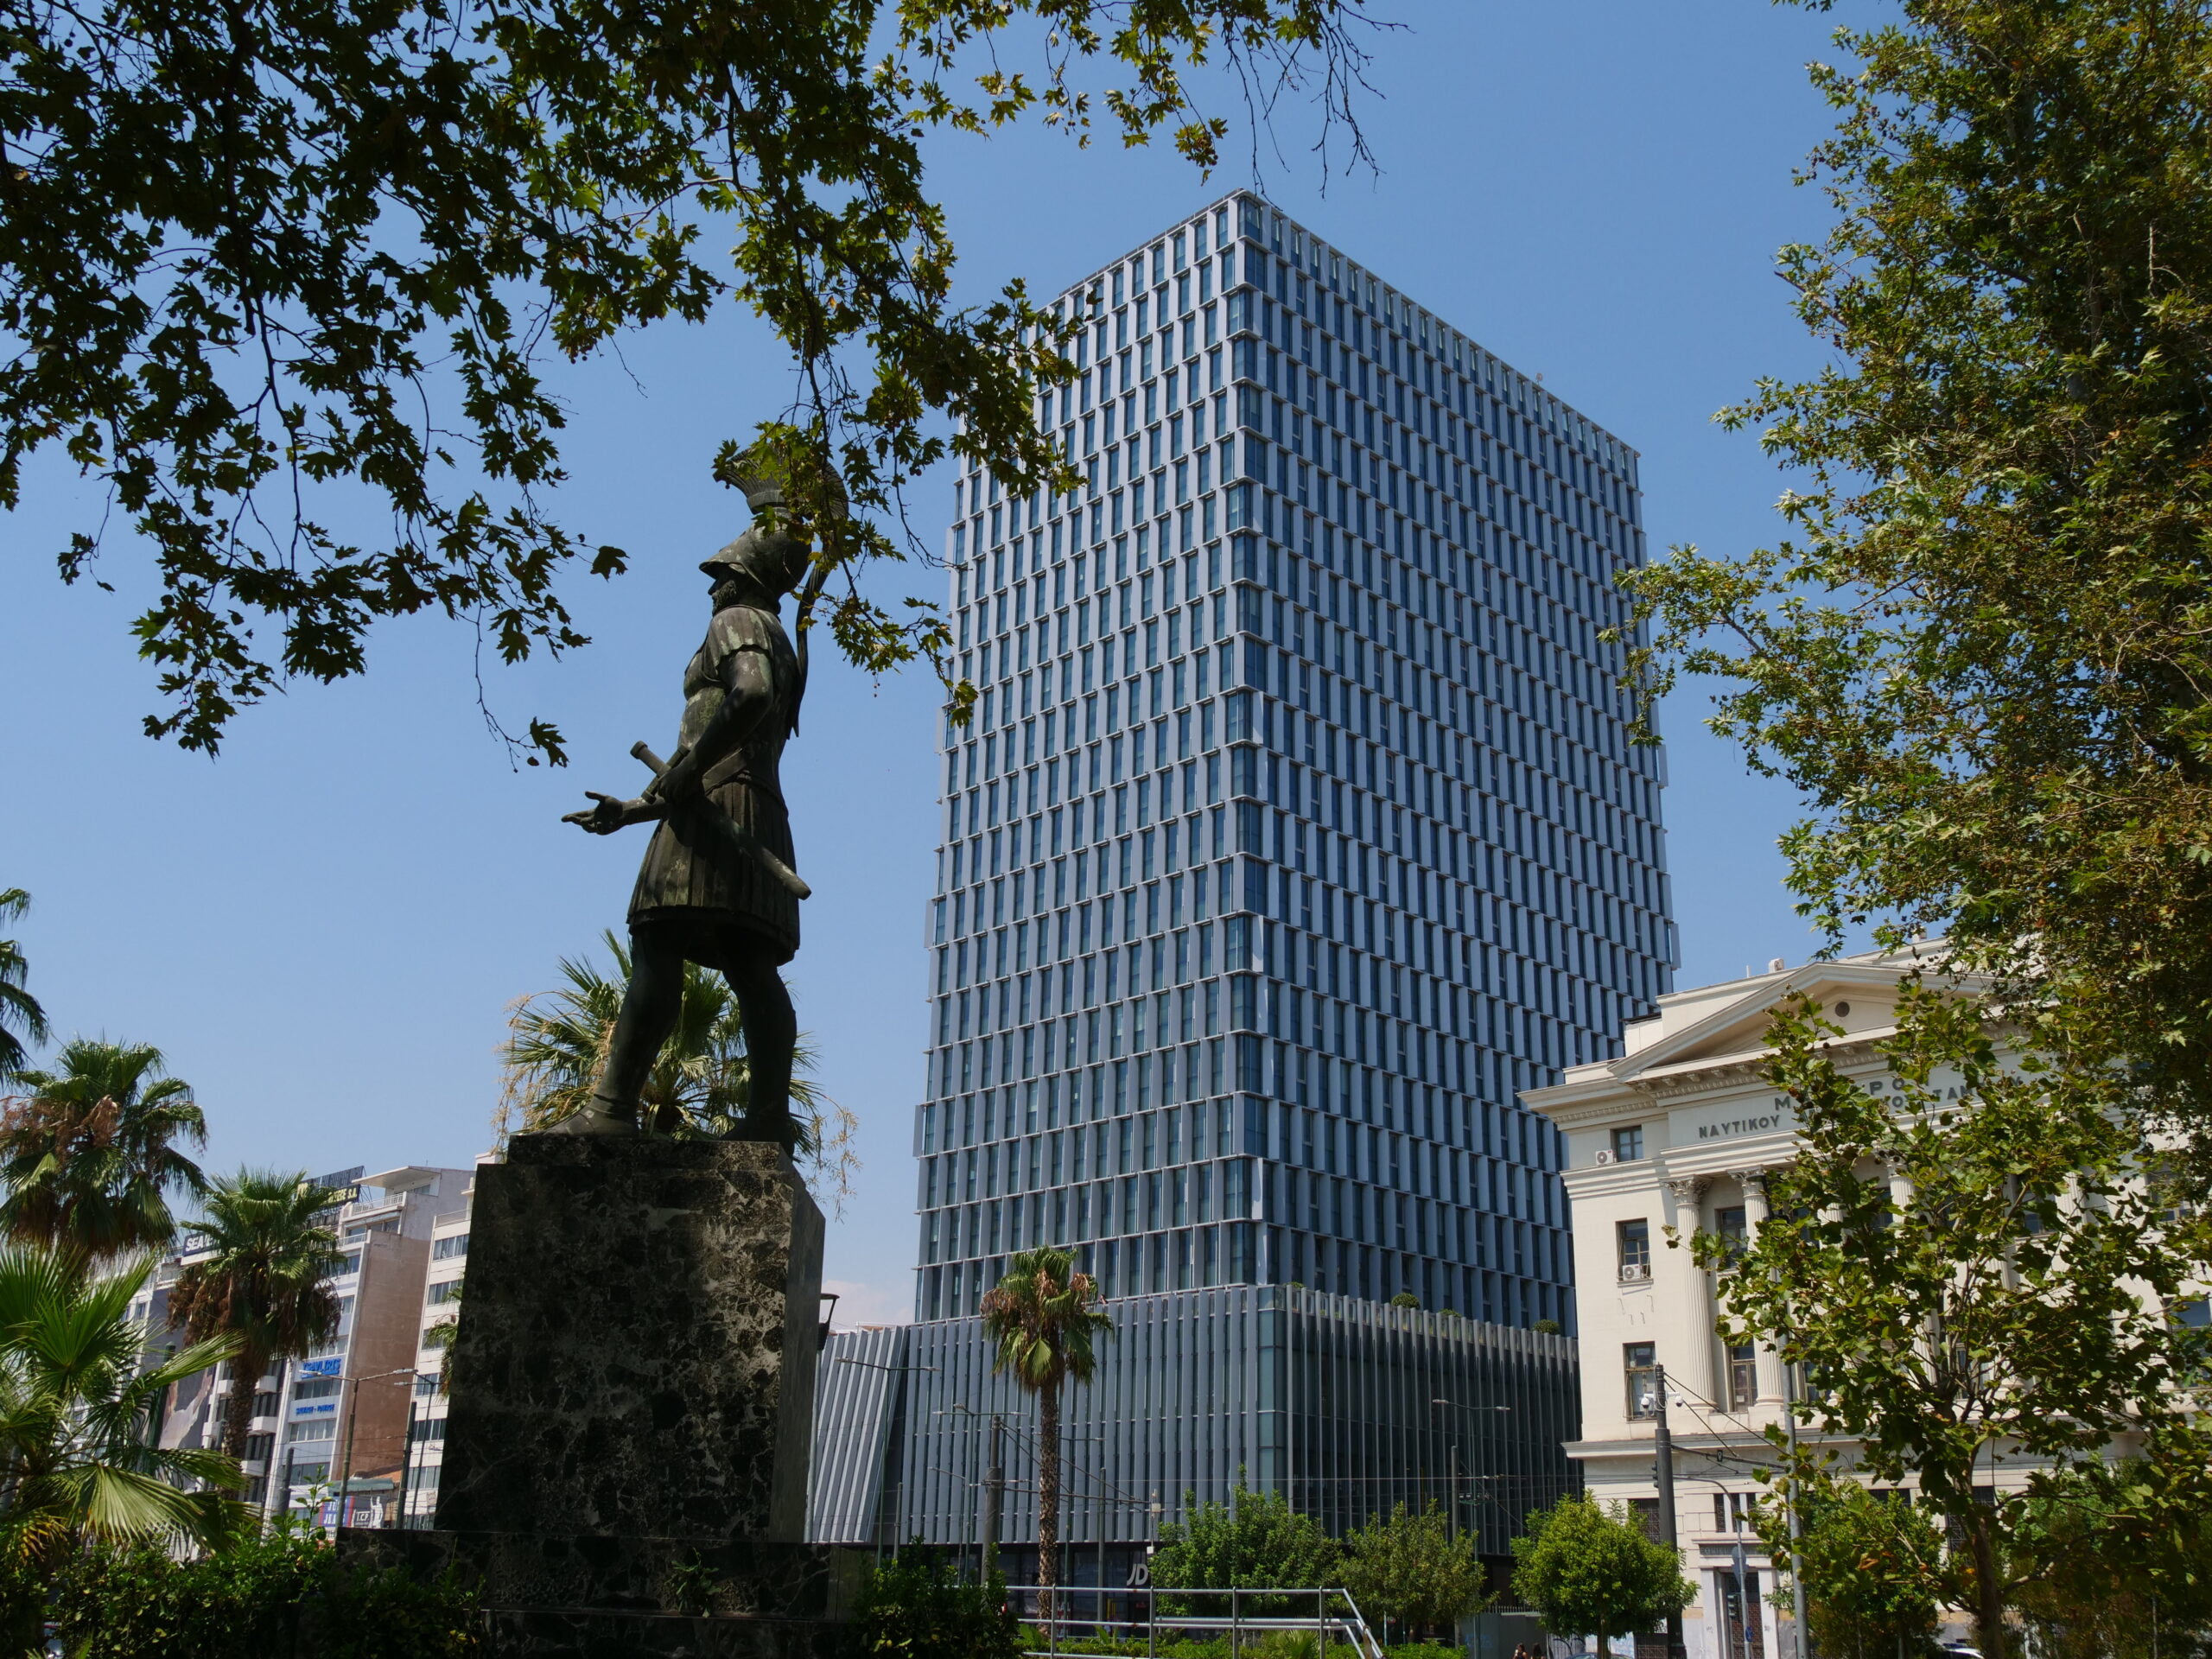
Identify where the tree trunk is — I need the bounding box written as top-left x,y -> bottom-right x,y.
219,1350 -> 264,1461
1965,1510 -> 2006,1659
1039,1375 -> 1061,1626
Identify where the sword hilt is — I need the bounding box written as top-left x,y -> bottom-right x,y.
627,741 -> 810,901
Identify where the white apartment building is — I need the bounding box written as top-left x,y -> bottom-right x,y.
1524,949 -> 2024,1659
143,1164 -> 471,1519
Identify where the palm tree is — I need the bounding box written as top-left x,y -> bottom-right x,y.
499,931 -> 855,1196
167,1170 -> 346,1460
0,1039 -> 207,1260
0,890 -> 48,1081
0,1247 -> 243,1561
979,1247 -> 1113,1617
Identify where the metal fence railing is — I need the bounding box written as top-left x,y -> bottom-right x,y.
1003,1584 -> 1384,1659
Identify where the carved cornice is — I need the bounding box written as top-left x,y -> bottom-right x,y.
1623,1035 -> 1892,1102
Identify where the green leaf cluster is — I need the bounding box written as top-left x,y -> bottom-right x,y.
1705,991 -> 2212,1656
1508,1495 -> 1692,1642
5,0 -> 1376,760
0,1038 -> 208,1262
1149,1486 -> 1342,1617
853,1553 -> 1019,1659
1338,1502 -> 1492,1640
980,1245 -> 1112,1601
0,1248 -> 246,1573
1624,0 -> 2212,1136
168,1168 -> 350,1459
1765,1477 -> 1945,1659
2006,1438 -> 2212,1659
25,1519 -> 480,1657
0,892 -> 48,1083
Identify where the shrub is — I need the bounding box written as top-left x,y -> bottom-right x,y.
1150,1487 -> 1343,1617
41,1521 -> 480,1657
854,1553 -> 1019,1659
1338,1502 -> 1491,1639
1510,1495 -> 1692,1642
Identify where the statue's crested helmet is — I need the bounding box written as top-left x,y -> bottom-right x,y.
701,442 -> 847,597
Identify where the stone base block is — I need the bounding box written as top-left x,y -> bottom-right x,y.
435,1135 -> 825,1543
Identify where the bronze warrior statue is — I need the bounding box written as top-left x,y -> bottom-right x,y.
557,467 -> 825,1142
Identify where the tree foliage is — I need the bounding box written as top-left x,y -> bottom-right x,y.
1149,1485 -> 1343,1616
1764,1478 -> 1946,1659
4,0 -> 1376,760
0,892 -> 47,1082
2005,1438 -> 2212,1659
1623,0 -> 2212,1134
0,1038 -> 208,1259
1624,9 -> 2212,1647
0,1248 -> 245,1569
978,1245 -> 1111,1614
1338,1502 -> 1491,1640
1508,1495 -> 1692,1643
168,1168 -> 347,1460
34,1518 -> 482,1658
853,1554 -> 1020,1659
1700,991 -> 2212,1657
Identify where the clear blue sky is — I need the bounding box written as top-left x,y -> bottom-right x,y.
0,3 -> 1853,1325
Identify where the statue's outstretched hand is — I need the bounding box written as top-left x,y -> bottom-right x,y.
563,791 -> 639,836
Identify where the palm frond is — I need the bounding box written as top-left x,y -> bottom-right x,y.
0,1243 -> 247,1557
0,890 -> 48,1081
496,937 -> 855,1202
0,1040 -> 206,1256
170,1170 -> 344,1459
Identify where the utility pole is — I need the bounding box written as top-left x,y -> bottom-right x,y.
1653,1363 -> 1686,1659
339,1372 -> 363,1528
337,1367 -> 415,1529
1447,1441 -> 1459,1541
1783,1357 -> 1809,1659
982,1414 -> 1006,1580
397,1391 -> 419,1529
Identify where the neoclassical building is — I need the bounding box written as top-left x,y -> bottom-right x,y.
1525,947 -> 1967,1659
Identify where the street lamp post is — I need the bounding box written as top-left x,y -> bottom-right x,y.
1653,1364 -> 1685,1659
938,1406 -> 988,1579
397,1385 -> 420,1529
982,1414 -> 1007,1580
836,1354 -> 938,1560
1782,1352 -> 1809,1659
1678,1471 -> 1759,1659
1428,1399 -> 1511,1543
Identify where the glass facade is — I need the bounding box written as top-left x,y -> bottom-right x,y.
916,193 -> 1674,1336
812,1290 -> 1580,1561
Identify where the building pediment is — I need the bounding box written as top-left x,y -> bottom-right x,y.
1610,961 -> 1926,1084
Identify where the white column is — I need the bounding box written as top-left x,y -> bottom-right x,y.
1663,1174 -> 1718,1409
1732,1167 -> 1788,1407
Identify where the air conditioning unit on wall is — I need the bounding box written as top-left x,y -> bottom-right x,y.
1593,1148 -> 1616,1166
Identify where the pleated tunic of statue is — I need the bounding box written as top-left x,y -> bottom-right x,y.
627,601 -> 802,963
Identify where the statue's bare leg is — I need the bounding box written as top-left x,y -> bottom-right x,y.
546,925 -> 688,1135
718,942 -> 797,1147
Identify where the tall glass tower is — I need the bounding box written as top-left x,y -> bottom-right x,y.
915,192 -> 1673,1336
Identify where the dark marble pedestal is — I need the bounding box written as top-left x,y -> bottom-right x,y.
336,1136 -> 854,1656
340,1529 -> 866,1656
